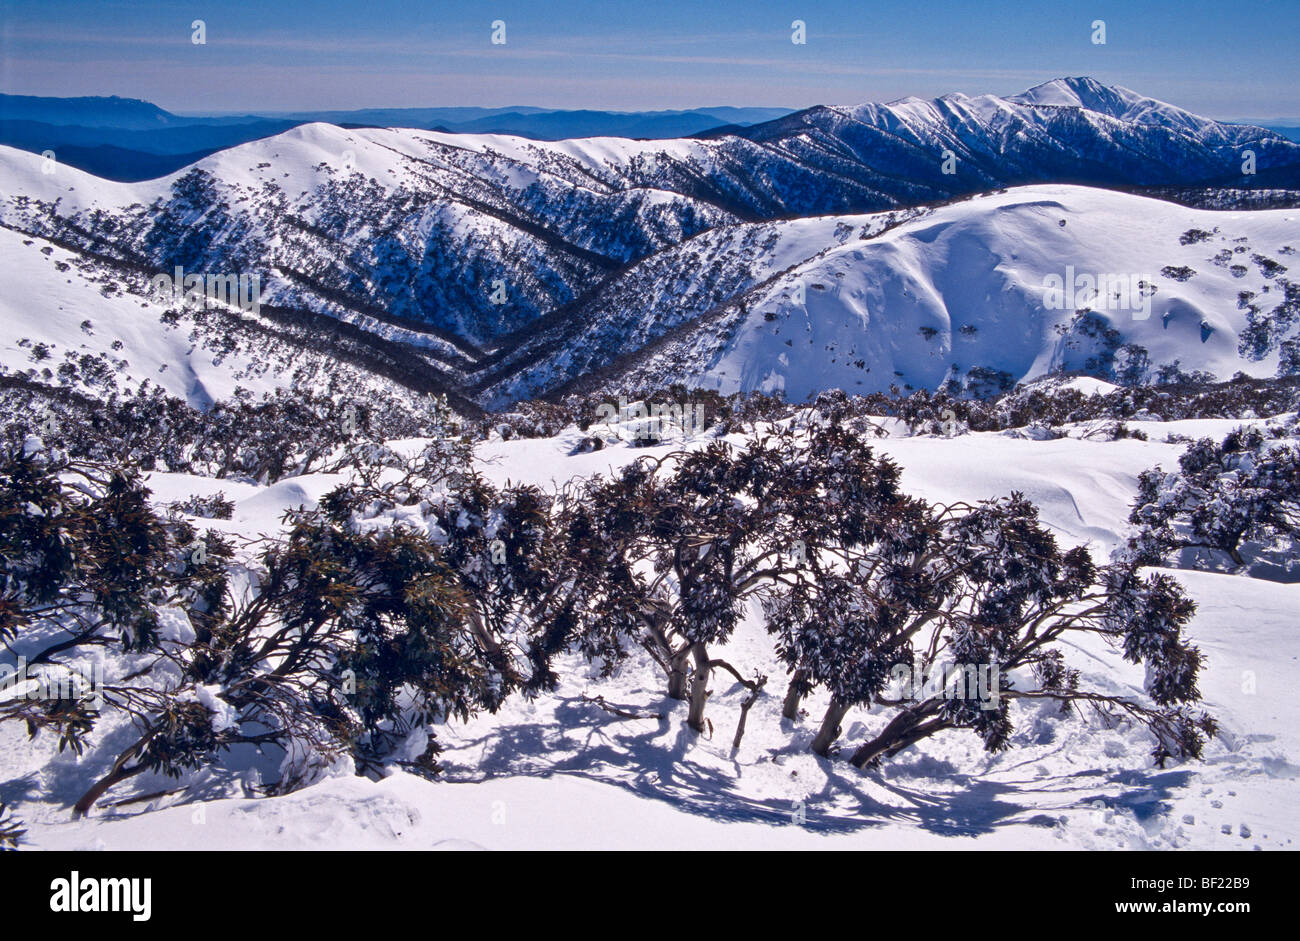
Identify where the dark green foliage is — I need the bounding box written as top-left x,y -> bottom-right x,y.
0,373 -> 1245,817
0,445 -> 169,754
767,484 -> 1214,767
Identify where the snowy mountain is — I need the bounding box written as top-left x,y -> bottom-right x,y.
521,186 -> 1299,405
0,95 -> 794,182
713,76 -> 1300,211
0,122 -> 732,352
2,77 -> 1298,411
3,78 -> 1300,855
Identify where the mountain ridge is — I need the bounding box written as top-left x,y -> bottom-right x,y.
2,78 -> 1299,413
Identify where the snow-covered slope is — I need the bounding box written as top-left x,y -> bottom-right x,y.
5,160 -> 1297,409
2,78 -> 1298,409
1010,77 -> 1238,138
0,122 -> 731,355
0,226 -> 265,407
0,219 -> 486,415
565,186 -> 1299,403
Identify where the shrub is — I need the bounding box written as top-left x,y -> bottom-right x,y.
769,494 -> 1215,767
0,802 -> 24,850
1127,424 -> 1300,570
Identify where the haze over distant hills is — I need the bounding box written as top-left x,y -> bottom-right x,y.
5,85 -> 1296,184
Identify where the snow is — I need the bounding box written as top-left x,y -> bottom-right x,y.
5,98 -> 1296,409
413,130 -> 713,176
2,78 -> 1298,850
0,226 -> 291,406
643,185 -> 1300,401
1058,376 -> 1121,396
1011,77 -> 1223,138
192,686 -> 239,734
5,417 -> 1297,850
230,474 -> 348,524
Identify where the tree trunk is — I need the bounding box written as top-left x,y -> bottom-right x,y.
810,697 -> 850,756
731,676 -> 766,755
73,757 -> 147,817
849,708 -> 948,769
849,707 -> 923,768
782,669 -> 807,720
667,645 -> 690,700
686,643 -> 711,733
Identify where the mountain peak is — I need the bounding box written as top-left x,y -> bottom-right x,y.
1012,76 -> 1144,111
830,78 -> 1193,134
1005,76 -> 1251,139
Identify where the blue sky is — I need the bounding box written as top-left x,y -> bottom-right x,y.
2,0 -> 1297,119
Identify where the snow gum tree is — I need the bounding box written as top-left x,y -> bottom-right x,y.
1127,423 -> 1299,569
556,420 -> 908,736
1,388 -> 1233,812
0,442 -> 169,754
0,435 -> 569,814
768,493 -> 1216,768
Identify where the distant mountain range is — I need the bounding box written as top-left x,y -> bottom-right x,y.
0,94 -> 792,180
1,77 -> 1298,412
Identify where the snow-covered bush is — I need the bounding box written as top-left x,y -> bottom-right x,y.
1,385 -> 1252,816
167,492 -> 235,520
89,455 -> 567,810
554,422 -> 909,736
1,434 -> 568,814
0,379 -> 471,484
548,420 -> 1219,766
0,801 -> 23,850
1126,422 -> 1300,575
768,493 -> 1216,767
0,444 -> 171,754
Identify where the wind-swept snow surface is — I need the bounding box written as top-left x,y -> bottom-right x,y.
570,187 -> 1300,405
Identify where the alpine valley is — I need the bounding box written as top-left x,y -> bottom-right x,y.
2,76 -> 1299,413
2,77 -> 1299,854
